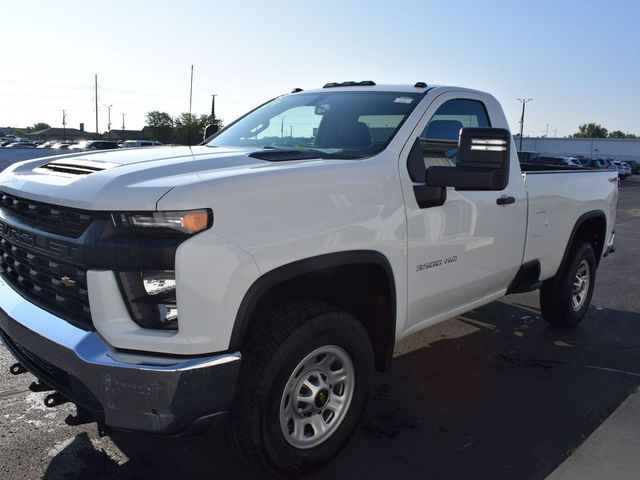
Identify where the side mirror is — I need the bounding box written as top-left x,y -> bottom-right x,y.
426,128 -> 511,191
203,124 -> 219,140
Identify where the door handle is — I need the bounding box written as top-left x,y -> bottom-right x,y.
496,195 -> 515,205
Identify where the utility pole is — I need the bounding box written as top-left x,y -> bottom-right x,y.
188,65 -> 194,146
210,94 -> 217,121
104,104 -> 112,140
62,110 -> 67,142
95,74 -> 99,136
545,123 -> 549,137
516,98 -> 533,150
121,113 -> 126,141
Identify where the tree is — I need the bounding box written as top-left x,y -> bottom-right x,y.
145,111 -> 174,143
572,123 -> 608,138
172,113 -> 210,145
30,122 -> 50,131
608,130 -> 638,139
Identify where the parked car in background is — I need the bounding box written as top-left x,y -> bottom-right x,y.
36,141 -> 56,148
0,141 -> 14,147
120,140 -> 162,148
4,142 -> 38,148
625,159 -> 640,174
50,143 -> 74,150
614,161 -> 631,180
520,155 -> 583,168
70,140 -> 120,151
580,158 -> 615,170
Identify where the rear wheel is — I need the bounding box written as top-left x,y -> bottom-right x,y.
228,301 -> 374,477
540,241 -> 596,327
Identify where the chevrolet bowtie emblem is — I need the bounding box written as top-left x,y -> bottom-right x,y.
60,276 -> 76,287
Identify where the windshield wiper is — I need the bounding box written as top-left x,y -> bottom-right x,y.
249,147 -> 362,161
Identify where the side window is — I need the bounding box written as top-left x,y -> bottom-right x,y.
419,99 -> 490,167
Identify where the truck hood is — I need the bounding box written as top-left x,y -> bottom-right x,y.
0,146 -> 297,210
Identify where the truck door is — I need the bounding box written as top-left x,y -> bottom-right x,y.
400,92 -> 527,334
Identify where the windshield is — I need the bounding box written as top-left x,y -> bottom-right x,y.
208,91 -> 422,159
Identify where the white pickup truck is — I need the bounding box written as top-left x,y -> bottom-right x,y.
0,82 -> 617,476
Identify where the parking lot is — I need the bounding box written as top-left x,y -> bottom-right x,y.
0,176 -> 637,480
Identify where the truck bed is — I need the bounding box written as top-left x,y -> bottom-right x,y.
522,169 -> 618,280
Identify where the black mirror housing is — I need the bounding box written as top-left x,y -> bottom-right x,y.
203,124 -> 220,141
426,127 -> 511,191
458,127 -> 510,171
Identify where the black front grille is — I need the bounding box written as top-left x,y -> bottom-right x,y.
0,237 -> 91,327
0,192 -> 98,238
0,330 -> 103,414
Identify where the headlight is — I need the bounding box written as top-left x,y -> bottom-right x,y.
112,209 -> 212,234
117,271 -> 178,330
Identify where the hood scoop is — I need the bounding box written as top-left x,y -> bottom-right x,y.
34,159 -> 120,177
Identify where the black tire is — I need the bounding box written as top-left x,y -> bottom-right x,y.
227,301 -> 374,477
540,241 -> 596,328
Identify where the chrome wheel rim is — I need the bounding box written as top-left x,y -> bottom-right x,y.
571,259 -> 590,311
279,345 -> 355,449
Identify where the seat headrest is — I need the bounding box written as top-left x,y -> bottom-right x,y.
424,120 -> 463,141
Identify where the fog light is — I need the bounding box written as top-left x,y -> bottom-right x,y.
143,272 -> 177,296
117,271 -> 179,330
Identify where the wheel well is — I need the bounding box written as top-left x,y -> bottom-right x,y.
231,253 -> 396,372
572,215 -> 606,266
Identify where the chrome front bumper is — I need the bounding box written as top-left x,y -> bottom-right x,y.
0,276 -> 241,434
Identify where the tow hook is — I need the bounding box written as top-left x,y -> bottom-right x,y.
44,392 -> 69,408
29,380 -> 53,392
65,405 -> 95,427
9,362 -> 27,375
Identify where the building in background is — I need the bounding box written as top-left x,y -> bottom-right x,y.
26,128 -> 101,141
517,137 -> 640,163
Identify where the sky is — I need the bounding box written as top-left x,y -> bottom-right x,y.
1,0 -> 639,138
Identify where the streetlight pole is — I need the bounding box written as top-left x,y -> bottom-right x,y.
121,113 -> 126,141
62,109 -> 67,142
104,104 -> 112,140
516,98 -> 533,150
94,74 -> 99,136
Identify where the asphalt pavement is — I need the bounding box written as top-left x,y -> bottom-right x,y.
0,176 -> 638,480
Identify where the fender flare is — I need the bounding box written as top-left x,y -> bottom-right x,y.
557,210 -> 607,273
228,250 -> 397,357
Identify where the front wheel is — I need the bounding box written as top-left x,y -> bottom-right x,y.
228,302 -> 374,477
540,241 -> 596,327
